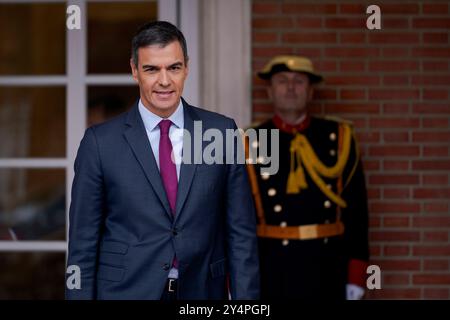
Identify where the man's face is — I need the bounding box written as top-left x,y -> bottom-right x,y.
130,41 -> 188,118
268,71 -> 313,115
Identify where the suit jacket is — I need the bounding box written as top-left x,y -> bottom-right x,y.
66,99 -> 260,300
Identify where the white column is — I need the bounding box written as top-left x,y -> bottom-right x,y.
158,0 -> 177,25
66,0 -> 87,243
180,0 -> 200,107
200,0 -> 251,128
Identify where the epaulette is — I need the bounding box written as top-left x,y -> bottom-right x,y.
244,120 -> 265,131
318,115 -> 354,127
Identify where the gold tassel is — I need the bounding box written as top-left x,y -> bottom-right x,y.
295,165 -> 308,189
287,145 -> 300,194
287,170 -> 300,194
295,148 -> 308,189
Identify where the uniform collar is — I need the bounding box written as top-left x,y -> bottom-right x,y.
272,113 -> 311,134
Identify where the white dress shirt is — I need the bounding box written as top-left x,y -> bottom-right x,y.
138,99 -> 184,179
138,99 -> 184,279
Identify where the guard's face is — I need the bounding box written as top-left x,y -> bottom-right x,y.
268,71 -> 313,116
131,41 -> 188,118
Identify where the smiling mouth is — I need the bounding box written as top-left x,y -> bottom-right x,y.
154,91 -> 175,99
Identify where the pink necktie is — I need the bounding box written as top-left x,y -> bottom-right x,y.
158,119 -> 178,268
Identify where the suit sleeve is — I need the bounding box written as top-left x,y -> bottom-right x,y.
341,134 -> 370,287
66,127 -> 105,299
224,119 -> 261,300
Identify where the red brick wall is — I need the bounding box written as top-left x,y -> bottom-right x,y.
252,0 -> 450,299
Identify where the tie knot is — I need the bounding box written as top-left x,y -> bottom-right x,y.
159,119 -> 172,135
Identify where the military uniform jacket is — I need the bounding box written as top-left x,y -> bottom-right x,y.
247,115 -> 369,300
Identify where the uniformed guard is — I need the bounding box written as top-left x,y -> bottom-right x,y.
247,55 -> 369,300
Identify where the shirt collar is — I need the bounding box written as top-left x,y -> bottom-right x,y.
138,99 -> 184,132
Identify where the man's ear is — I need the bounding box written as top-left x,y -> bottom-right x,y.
130,58 -> 138,83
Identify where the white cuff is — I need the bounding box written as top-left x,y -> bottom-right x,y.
346,284 -> 365,300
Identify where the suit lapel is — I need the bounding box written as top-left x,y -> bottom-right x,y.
175,100 -> 200,222
123,103 -> 173,220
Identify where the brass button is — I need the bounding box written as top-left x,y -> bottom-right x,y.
246,158 -> 254,164
324,200 -> 331,208
257,156 -> 265,164
282,239 -> 289,246
329,132 -> 337,141
274,204 -> 282,213
280,221 -> 287,228
329,149 -> 336,156
268,188 -> 277,197
252,140 -> 259,148
261,172 -> 270,180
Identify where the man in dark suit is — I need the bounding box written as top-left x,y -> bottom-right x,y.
66,21 -> 260,300
247,56 -> 369,300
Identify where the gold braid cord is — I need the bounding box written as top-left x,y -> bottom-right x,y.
286,123 -> 352,208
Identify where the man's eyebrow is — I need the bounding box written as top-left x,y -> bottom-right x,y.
142,64 -> 159,70
168,62 -> 183,68
141,62 -> 183,70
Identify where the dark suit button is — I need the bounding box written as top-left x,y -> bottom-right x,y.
163,263 -> 170,271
